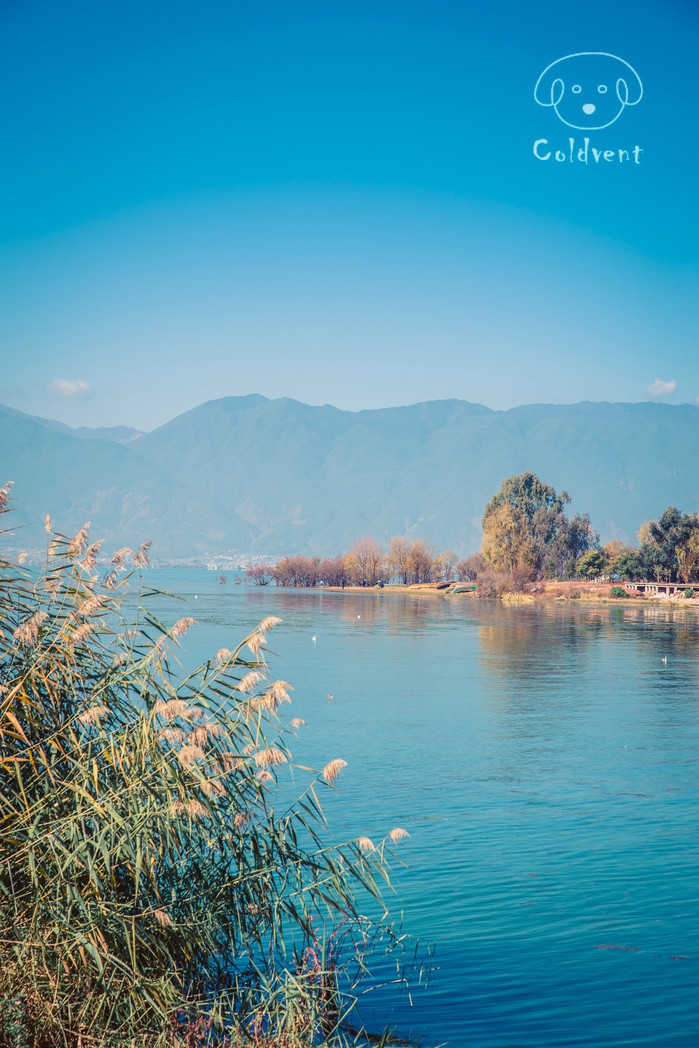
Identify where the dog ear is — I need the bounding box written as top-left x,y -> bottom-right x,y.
534,59 -> 566,107
615,64 -> 643,106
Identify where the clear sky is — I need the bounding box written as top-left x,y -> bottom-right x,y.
1,0 -> 697,431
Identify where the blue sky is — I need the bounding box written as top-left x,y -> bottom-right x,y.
1,0 -> 697,430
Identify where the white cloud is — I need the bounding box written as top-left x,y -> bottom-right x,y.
646,377 -> 677,399
46,378 -> 90,397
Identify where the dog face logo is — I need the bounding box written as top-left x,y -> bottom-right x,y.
534,52 -> 643,130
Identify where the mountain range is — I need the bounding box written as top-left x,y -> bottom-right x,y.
1,396 -> 698,561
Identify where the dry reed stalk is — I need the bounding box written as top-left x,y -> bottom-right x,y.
268,680 -> 292,704
153,908 -> 173,928
253,747 -> 287,769
44,575 -> 62,598
220,755 -> 244,773
80,540 -> 104,572
153,699 -> 194,721
184,798 -> 208,818
170,617 -> 197,639
238,671 -> 265,694
13,610 -> 48,647
357,837 -> 376,854
158,727 -> 186,744
68,622 -> 96,648
47,536 -> 62,557
188,722 -> 221,746
257,616 -> 283,632
321,759 -> 347,784
248,692 -> 277,713
176,744 -> 206,765
67,522 -> 91,558
0,516 -> 413,1047
247,634 -> 264,656
133,541 -> 152,568
75,594 -> 109,618
170,798 -> 207,818
77,706 -> 110,726
110,547 -> 133,568
290,718 -> 306,728
388,828 -> 410,843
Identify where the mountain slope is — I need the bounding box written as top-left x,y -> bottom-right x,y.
2,397 -> 698,558
134,396 -> 699,554
0,405 -> 254,556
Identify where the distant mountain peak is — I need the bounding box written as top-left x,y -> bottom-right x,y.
2,397 -> 697,560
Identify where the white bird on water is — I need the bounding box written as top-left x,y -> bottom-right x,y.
662,656 -> 668,664
312,635 -> 317,644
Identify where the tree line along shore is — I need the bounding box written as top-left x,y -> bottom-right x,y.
245,473 -> 699,598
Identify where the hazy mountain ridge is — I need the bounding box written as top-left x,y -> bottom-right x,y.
1,397 -> 698,559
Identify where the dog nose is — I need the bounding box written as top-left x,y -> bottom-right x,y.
583,103 -> 596,115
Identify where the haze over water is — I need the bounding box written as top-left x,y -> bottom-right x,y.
142,573 -> 699,1047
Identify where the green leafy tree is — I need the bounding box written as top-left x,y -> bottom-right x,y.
576,549 -> 608,579
614,550 -> 645,582
637,507 -> 699,582
481,473 -> 595,580
676,528 -> 699,584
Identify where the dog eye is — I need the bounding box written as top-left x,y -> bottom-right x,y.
572,84 -> 581,94
598,84 -> 608,94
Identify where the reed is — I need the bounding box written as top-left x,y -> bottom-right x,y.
0,508 -> 414,1048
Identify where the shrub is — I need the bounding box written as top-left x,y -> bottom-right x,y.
0,498 -> 413,1047
684,588 -> 695,599
609,586 -> 629,599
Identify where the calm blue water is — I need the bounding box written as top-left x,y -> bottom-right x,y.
135,572 -> 699,1047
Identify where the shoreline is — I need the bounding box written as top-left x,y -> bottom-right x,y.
314,580 -> 699,609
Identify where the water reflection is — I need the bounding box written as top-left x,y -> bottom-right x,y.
131,574 -> 699,1048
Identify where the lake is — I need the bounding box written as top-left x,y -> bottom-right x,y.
137,572 -> 699,1047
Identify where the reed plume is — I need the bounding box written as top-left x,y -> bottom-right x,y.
153,908 -> 173,928
67,521 -> 91,558
81,539 -> 104,571
170,616 -> 197,638
13,610 -> 47,647
322,758 -> 347,784
133,541 -> 152,568
154,698 -> 194,721
238,670 -> 265,693
77,705 -> 110,726
253,746 -> 288,769
388,827 -> 410,843
0,517 -> 417,1048
176,743 -> 206,765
